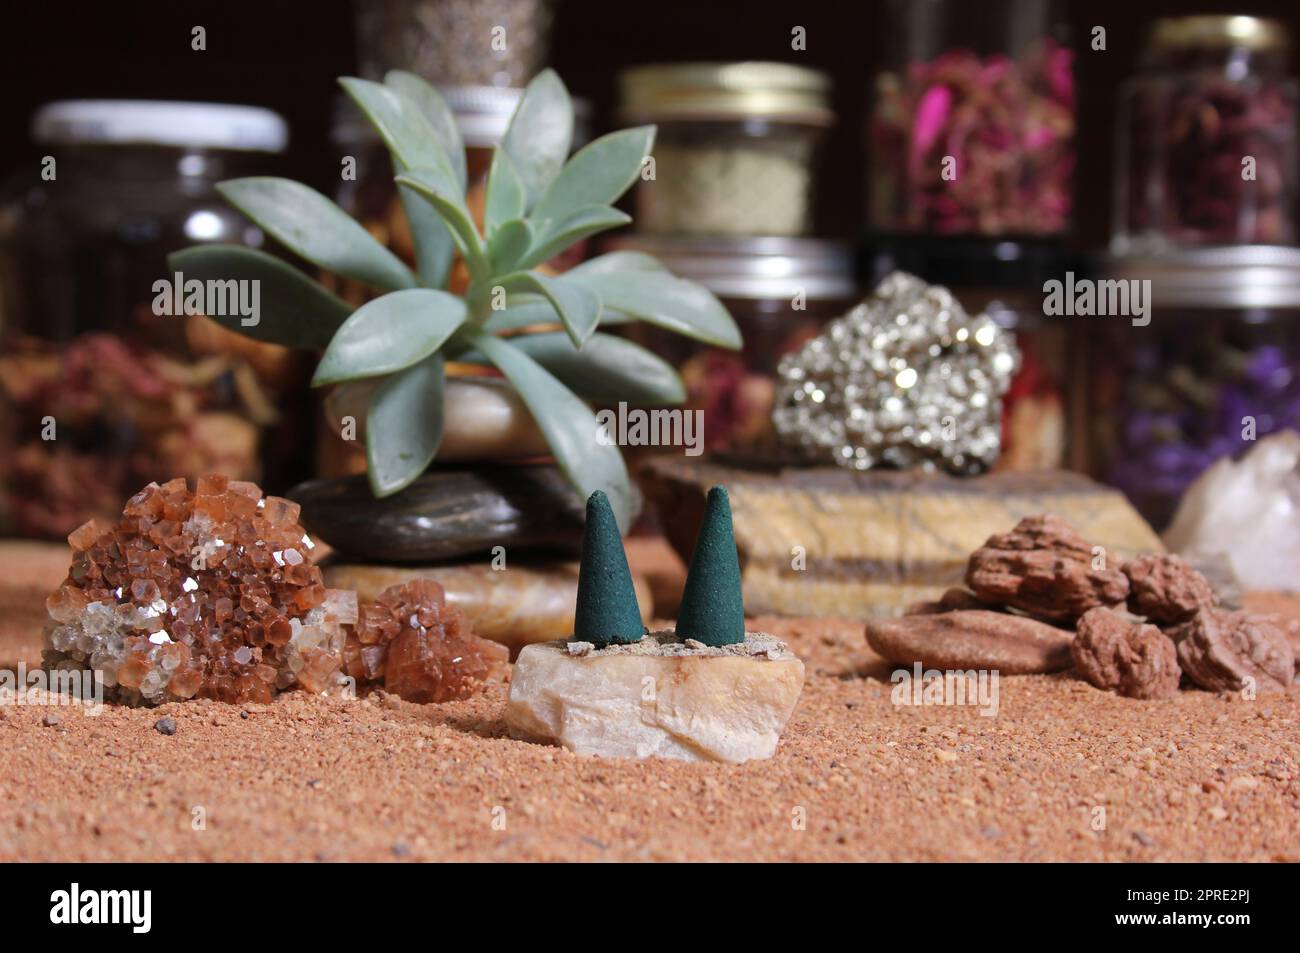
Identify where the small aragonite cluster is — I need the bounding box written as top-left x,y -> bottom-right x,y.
43,476 -> 504,706
343,578 -> 508,703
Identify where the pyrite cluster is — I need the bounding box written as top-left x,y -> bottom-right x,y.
772,271 -> 1020,474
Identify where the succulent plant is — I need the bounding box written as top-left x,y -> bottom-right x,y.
169,69 -> 740,531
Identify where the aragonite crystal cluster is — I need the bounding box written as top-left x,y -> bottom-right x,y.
43,476 -> 504,706
343,579 -> 508,703
773,271 -> 1020,474
43,475 -> 353,705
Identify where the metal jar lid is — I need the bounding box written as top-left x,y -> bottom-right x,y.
618,61 -> 833,125
605,235 -> 856,301
1104,245 -> 1300,309
33,100 -> 288,153
1149,15 -> 1289,53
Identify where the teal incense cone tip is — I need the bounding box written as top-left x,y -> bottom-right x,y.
676,485 -> 745,647
573,490 -> 645,646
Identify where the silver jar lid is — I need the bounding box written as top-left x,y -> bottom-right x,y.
33,100 -> 288,153
605,235 -> 856,301
1105,245 -> 1300,309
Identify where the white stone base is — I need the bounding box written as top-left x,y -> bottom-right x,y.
505,631 -> 804,763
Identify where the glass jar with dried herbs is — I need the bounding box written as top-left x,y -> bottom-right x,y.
0,101 -> 307,540
1113,15 -> 1297,252
868,0 -> 1074,238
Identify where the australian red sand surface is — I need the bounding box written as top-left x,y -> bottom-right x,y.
1,539 -> 1297,862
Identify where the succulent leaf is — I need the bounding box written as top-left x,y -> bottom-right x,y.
518,206 -> 631,270
564,264 -> 741,349
565,250 -> 667,276
484,149 -> 526,236
528,126 -> 655,236
217,177 -> 417,292
166,246 -> 352,350
312,288 -> 467,387
481,299 -> 634,334
501,69 -> 573,211
396,189 -> 456,289
486,219 -> 533,275
396,167 -> 488,276
461,331 -> 685,404
341,77 -> 460,287
383,70 -> 467,191
339,77 -> 457,178
365,352 -> 445,497
496,271 -> 601,348
465,330 -> 633,532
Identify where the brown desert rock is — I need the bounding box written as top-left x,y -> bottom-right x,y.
1174,608 -> 1295,694
965,514 -> 1129,623
1071,607 -> 1181,699
1123,554 -> 1216,625
865,610 -> 1073,674
905,587 -> 990,615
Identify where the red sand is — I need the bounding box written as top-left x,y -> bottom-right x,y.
1,540 -> 1297,862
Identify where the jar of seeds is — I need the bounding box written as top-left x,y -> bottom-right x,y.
619,62 -> 833,237
354,0 -> 555,89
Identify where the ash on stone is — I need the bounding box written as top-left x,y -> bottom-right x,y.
577,629 -> 795,660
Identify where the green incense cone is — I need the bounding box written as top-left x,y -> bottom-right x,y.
573,490 -> 645,647
676,485 -> 745,647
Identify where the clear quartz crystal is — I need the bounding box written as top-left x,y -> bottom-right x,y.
1164,430 -> 1300,591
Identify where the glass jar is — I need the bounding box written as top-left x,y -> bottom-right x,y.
868,0 -> 1074,237
606,236 -> 857,456
1113,16 -> 1297,253
354,0 -> 555,89
0,100 -> 304,540
862,234 -> 1073,470
619,62 -> 833,237
1076,245 -> 1300,530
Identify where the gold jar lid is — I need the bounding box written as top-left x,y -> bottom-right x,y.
1150,15 -> 1289,52
619,61 -> 833,125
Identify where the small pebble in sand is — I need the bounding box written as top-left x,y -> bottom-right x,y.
42,713 -> 60,727
154,717 -> 177,736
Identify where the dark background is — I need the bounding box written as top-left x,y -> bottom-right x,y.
2,0 -> 1298,250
